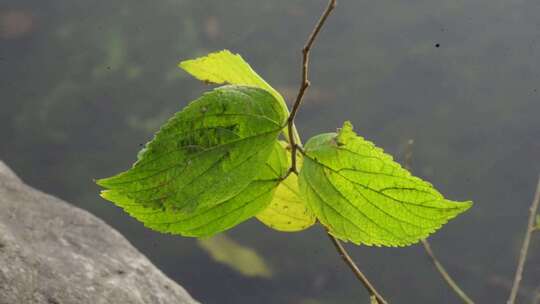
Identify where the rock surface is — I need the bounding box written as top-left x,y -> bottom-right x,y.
0,161 -> 200,304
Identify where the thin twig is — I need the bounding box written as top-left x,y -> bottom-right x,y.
405,139 -> 475,304
507,175 -> 540,304
287,0 -> 337,173
288,1 -> 387,302
421,240 -> 475,304
532,285 -> 540,304
326,232 -> 388,304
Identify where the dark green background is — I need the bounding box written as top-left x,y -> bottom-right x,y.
1,0 -> 540,303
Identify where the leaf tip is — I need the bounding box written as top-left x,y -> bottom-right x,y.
178,49 -> 235,68
336,120 -> 356,145
341,120 -> 354,131
99,189 -> 113,201
95,177 -> 107,187
461,200 -> 474,211
177,49 -> 247,86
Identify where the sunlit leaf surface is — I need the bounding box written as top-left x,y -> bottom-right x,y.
98,85 -> 286,237
299,121 -> 472,246
257,142 -> 316,232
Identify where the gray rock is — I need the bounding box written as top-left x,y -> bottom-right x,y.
0,161 -> 200,304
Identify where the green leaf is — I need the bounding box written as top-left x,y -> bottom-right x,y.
179,50 -> 300,143
257,142 -> 316,232
97,85 -> 287,237
179,49 -> 287,118
299,121 -> 472,246
198,234 -> 273,278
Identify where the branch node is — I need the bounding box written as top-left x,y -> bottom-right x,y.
286,2 -> 387,301
287,0 -> 336,174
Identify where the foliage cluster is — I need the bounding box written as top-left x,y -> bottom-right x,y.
97,50 -> 472,247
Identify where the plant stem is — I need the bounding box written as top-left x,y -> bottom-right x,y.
288,2 -> 388,302
507,175 -> 540,304
326,232 -> 388,304
287,0 -> 337,173
404,139 -> 475,304
421,239 -> 475,304
532,285 -> 540,304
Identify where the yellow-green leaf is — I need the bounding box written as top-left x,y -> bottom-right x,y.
97,86 -> 287,237
257,142 -> 316,232
179,50 -> 300,143
299,121 -> 472,246
179,49 -> 286,117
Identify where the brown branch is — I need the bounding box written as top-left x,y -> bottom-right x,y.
287,0 -> 337,173
405,139 -> 475,304
421,240 -> 475,304
326,232 -> 388,304
507,175 -> 540,304
287,1 -> 387,302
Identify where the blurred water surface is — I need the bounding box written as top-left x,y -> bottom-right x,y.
1,0 -> 540,303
